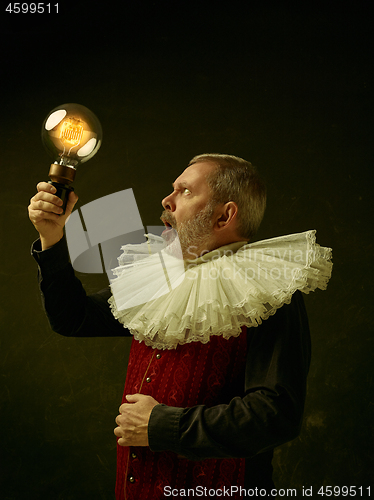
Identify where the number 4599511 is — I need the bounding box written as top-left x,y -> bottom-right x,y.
5,3 -> 59,14
317,486 -> 371,496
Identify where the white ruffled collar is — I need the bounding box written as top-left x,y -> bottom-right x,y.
108,230 -> 332,350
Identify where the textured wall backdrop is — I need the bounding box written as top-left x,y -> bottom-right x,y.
0,3 -> 372,499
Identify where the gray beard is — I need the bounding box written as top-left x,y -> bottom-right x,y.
161,202 -> 215,259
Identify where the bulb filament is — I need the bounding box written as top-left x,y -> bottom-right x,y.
59,118 -> 84,155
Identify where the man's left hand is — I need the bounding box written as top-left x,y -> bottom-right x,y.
114,393 -> 159,447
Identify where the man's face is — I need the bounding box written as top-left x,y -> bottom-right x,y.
160,162 -> 217,259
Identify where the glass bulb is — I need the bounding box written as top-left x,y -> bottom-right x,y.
42,103 -> 102,169
41,103 -> 102,212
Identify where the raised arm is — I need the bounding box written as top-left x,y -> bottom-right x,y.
29,182 -> 127,338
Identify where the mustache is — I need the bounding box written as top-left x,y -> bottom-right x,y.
160,210 -> 177,228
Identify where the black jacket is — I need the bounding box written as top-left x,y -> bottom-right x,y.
32,236 -> 311,491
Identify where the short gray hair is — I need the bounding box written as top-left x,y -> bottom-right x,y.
189,153 -> 267,240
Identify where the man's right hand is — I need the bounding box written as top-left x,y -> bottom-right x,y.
28,182 -> 79,250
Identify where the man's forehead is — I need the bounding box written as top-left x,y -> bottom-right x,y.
173,161 -> 216,187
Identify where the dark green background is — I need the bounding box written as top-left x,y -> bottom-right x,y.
1,3 -> 372,498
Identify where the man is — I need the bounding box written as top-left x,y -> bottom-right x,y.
29,154 -> 328,499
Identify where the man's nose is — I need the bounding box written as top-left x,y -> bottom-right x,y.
162,192 -> 176,211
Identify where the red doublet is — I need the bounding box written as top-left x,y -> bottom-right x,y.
116,329 -> 248,500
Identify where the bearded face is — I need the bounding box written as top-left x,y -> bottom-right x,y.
160,201 -> 216,259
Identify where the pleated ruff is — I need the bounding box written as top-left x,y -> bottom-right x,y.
109,230 -> 332,349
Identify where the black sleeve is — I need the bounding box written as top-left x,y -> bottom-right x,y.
31,237 -> 129,338
148,291 -> 311,459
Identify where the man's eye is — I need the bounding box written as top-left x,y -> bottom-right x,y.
183,188 -> 191,194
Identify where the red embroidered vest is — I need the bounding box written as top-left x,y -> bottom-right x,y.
116,328 -> 248,500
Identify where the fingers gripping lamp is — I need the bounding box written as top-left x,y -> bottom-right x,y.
42,103 -> 102,212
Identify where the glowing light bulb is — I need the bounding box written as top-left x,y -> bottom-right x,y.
42,103 -> 102,212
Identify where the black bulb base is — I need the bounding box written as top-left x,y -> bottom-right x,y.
48,181 -> 74,215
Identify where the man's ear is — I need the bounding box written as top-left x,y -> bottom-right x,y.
214,202 -> 239,231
